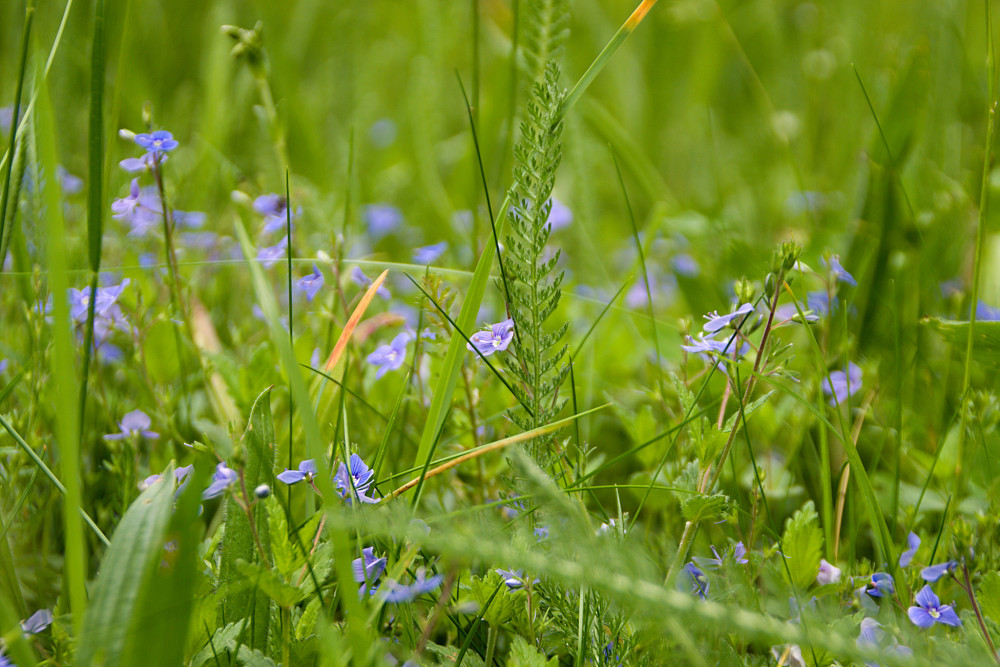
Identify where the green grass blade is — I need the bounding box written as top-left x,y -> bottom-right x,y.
0,0 -> 33,260
0,589 -> 37,667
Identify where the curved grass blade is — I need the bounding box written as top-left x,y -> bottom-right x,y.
0,0 -> 33,260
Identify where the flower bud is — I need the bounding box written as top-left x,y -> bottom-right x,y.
254,484 -> 271,499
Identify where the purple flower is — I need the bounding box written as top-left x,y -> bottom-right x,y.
682,562 -> 709,599
823,255 -> 856,286
119,153 -> 162,173
816,559 -> 841,585
856,617 -> 882,649
382,568 -> 443,603
256,236 -> 287,268
134,130 -> 179,154
111,178 -> 142,221
202,462 -> 238,500
413,242 -> 448,264
253,194 -> 297,234
367,333 -> 409,379
57,165 -> 83,196
350,267 -> 390,299
335,453 -> 379,504
976,301 -> 1000,321
703,303 -> 754,334
104,409 -> 159,441
908,585 -> 962,628
920,560 -> 958,583
807,291 -> 834,316
174,210 -> 206,229
865,572 -> 895,598
495,568 -> 539,590
671,253 -> 700,277
276,459 -> 317,485
141,465 -> 193,491
467,319 -> 514,357
0,106 -> 12,132
364,204 -> 403,238
296,264 -> 324,301
693,542 -> 748,569
181,232 -> 219,250
68,278 -> 130,324
21,609 -> 53,635
0,649 -> 11,667
352,547 -> 387,590
899,532 -> 920,568
546,197 -> 573,231
770,645 -> 804,667
821,362 -> 862,406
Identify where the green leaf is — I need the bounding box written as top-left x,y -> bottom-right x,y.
781,501 -> 824,590
237,560 -> 302,608
189,619 -> 246,667
681,493 -> 732,523
508,635 -> 558,667
979,571 -> 1000,624
923,317 -> 1000,364
466,571 -> 522,628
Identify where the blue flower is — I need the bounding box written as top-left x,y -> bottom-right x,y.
671,253 -> 700,277
68,278 -> 130,325
467,319 -> 514,357
899,532 -> 920,568
350,267 -> 390,299
816,559 -> 841,585
253,194 -> 298,234
277,459 -> 317,485
864,572 -> 895,598
364,204 -> 403,238
119,153 -> 161,173
57,165 -> 83,195
21,609 -> 52,635
104,409 -> 159,441
693,542 -> 748,569
495,568 -> 539,590
976,301 -> 1000,321
335,453 -> 379,504
140,465 -> 192,491
823,254 -> 856,286
256,236 -> 287,268
382,568 -> 443,603
681,562 -> 709,599
202,462 -> 238,499
0,650 -> 10,667
702,303 -> 754,333
352,546 -> 387,593
173,210 -> 206,229
413,242 -> 448,264
908,585 -> 961,628
920,560 -> 958,583
134,130 -> 179,154
546,197 -> 573,231
367,333 -> 409,379
821,362 -> 862,406
296,264 -> 324,301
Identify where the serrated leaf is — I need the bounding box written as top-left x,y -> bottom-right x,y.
722,391 -> 774,433
189,620 -> 246,667
237,560 -> 303,608
782,501 -> 823,589
236,645 -> 278,667
466,571 -> 522,628
508,635 -> 558,666
296,597 -> 322,640
681,493 -> 732,523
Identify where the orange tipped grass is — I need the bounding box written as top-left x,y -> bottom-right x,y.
323,268 -> 389,372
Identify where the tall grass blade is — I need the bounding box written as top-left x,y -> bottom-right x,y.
0,0 -> 33,261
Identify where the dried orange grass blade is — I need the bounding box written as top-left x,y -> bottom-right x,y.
324,268 -> 389,372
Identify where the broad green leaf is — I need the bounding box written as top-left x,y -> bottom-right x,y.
923,317 -> 1000,364
466,570 -> 522,628
681,493 -> 732,523
508,635 -> 559,667
980,571 -> 1000,624
781,501 -> 824,590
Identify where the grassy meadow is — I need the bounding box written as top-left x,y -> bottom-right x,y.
2,0 -> 1000,665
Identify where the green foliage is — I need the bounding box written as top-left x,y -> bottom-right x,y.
781,501 -> 824,590
522,0 -> 570,86
681,493 -> 732,523
508,635 -> 558,666
466,570 -> 523,629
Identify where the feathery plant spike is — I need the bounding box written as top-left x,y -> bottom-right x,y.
503,59 -> 571,464
522,0 -> 570,86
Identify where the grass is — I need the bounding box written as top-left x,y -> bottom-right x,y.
3,0 -> 1000,665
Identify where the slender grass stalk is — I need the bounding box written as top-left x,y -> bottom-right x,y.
0,0 -> 34,259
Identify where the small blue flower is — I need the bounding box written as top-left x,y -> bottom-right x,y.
908,585 -> 961,628
682,562 -> 709,600
899,532 -> 920,568
816,559 -> 841,585
296,264 -> 324,301
256,236 -> 287,268
202,462 -> 238,499
104,409 -> 159,441
702,303 -> 754,333
253,194 -> 298,234
546,197 -> 573,231
865,572 -> 895,598
364,204 -> 403,238
823,254 -> 856,286
976,301 -> 1000,321
57,165 -> 83,196
335,453 -> 379,504
495,568 -> 539,590
277,459 -> 317,485
173,210 -> 206,229
382,568 -> 444,603
367,333 -> 409,379
140,465 -> 192,491
352,547 -> 387,589
21,609 -> 53,635
671,253 -> 700,277
413,242 -> 448,264
350,267 -> 390,299
821,362 -> 862,406
693,542 -> 748,570
119,153 -> 161,173
467,319 -> 514,357
134,130 -> 179,154
920,560 -> 958,583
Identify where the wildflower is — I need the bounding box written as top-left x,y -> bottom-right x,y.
253,194 -> 297,234
68,279 -> 130,325
254,484 -> 271,498
546,197 -> 573,231
140,465 -> 192,491
202,462 -> 238,499
21,609 -> 53,635
495,568 -> 539,590
856,618 -> 913,664
920,560 -> 958,583
111,178 -> 143,221
816,559 -> 841,585
350,266 -> 390,299
0,649 -> 10,667
702,303 -> 754,333
413,241 -> 447,264
352,547 -> 387,589
367,333 -> 409,378
119,153 -> 161,173
821,362 -> 862,406
681,562 -> 709,600
364,204 -> 403,238
467,319 -> 514,357
899,532 -> 920,568
864,572 -> 895,598
256,236 -> 287,268
104,409 -> 159,441
382,568 -> 444,603
296,264 -> 324,301
0,105 -> 12,131
335,454 -> 379,504
770,645 -> 804,667
534,525 -> 549,542
276,459 -> 317,485
806,290 -> 834,316
134,130 -> 178,154
597,519 -> 618,535
823,255 -> 856,286
671,253 -> 700,277
57,165 -> 83,195
908,585 -> 962,628
693,542 -> 748,570
173,210 -> 206,228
